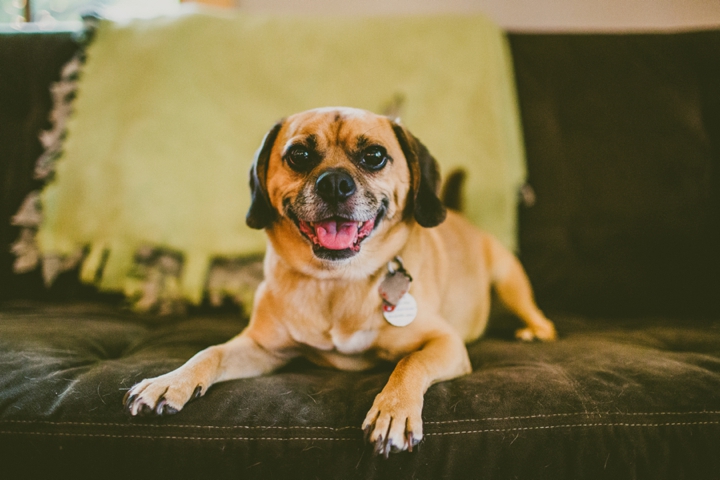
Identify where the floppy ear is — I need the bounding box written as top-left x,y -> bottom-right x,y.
246,121 -> 283,230
391,122 -> 447,228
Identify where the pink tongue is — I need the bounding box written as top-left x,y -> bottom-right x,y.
315,220 -> 358,250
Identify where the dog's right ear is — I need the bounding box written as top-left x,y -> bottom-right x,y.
246,121 -> 283,230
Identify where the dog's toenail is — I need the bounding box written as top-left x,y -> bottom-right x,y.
155,397 -> 167,415
373,435 -> 384,455
124,394 -> 137,411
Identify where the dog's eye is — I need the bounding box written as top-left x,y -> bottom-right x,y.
361,146 -> 388,171
285,145 -> 314,171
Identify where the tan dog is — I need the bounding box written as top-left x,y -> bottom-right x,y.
124,107 -> 556,455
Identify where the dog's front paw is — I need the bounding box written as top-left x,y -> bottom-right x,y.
123,372 -> 204,416
362,390 -> 423,457
515,316 -> 557,342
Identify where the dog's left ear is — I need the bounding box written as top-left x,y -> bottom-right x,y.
391,122 -> 447,228
246,121 -> 283,230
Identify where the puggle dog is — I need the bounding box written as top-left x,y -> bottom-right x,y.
124,107 -> 556,455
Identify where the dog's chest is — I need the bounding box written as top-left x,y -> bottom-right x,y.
329,328 -> 378,354
286,277 -> 383,354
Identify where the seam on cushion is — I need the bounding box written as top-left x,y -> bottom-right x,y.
426,421 -> 720,436
425,410 -> 720,425
0,420 -> 360,431
0,431 -> 355,441
0,421 -> 717,441
2,411 -> 718,430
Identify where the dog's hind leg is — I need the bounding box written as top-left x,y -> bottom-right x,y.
486,237 -> 557,341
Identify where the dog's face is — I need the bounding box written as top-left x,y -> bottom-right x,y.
246,107 -> 446,276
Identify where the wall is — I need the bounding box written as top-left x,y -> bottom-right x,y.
235,0 -> 720,32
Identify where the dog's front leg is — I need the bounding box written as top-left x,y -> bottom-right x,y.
363,330 -> 471,456
124,332 -> 290,416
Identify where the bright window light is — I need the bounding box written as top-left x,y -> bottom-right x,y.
1,0 -> 180,26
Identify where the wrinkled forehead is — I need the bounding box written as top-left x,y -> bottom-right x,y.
280,108 -> 397,151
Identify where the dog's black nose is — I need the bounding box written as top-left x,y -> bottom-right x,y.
316,169 -> 356,203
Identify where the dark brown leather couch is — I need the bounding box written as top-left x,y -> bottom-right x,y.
1,28 -> 719,480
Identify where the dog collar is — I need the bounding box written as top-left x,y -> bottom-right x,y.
379,257 -> 417,327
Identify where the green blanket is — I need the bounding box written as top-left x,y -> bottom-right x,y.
38,9 -> 526,305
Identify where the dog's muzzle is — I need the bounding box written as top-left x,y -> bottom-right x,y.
287,169 -> 387,260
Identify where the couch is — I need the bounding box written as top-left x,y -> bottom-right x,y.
1,25 -> 719,480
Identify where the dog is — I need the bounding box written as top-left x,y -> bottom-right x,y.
124,107 -> 557,456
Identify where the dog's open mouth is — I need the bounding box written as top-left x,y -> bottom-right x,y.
290,201 -> 387,261
298,217 -> 375,252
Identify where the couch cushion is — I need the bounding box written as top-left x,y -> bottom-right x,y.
510,31 -> 720,318
0,302 -> 718,479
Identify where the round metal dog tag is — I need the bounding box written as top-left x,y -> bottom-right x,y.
383,293 -> 417,327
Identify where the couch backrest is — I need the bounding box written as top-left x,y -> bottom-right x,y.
2,30 -> 720,318
510,31 -> 720,318
0,32 -> 86,302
